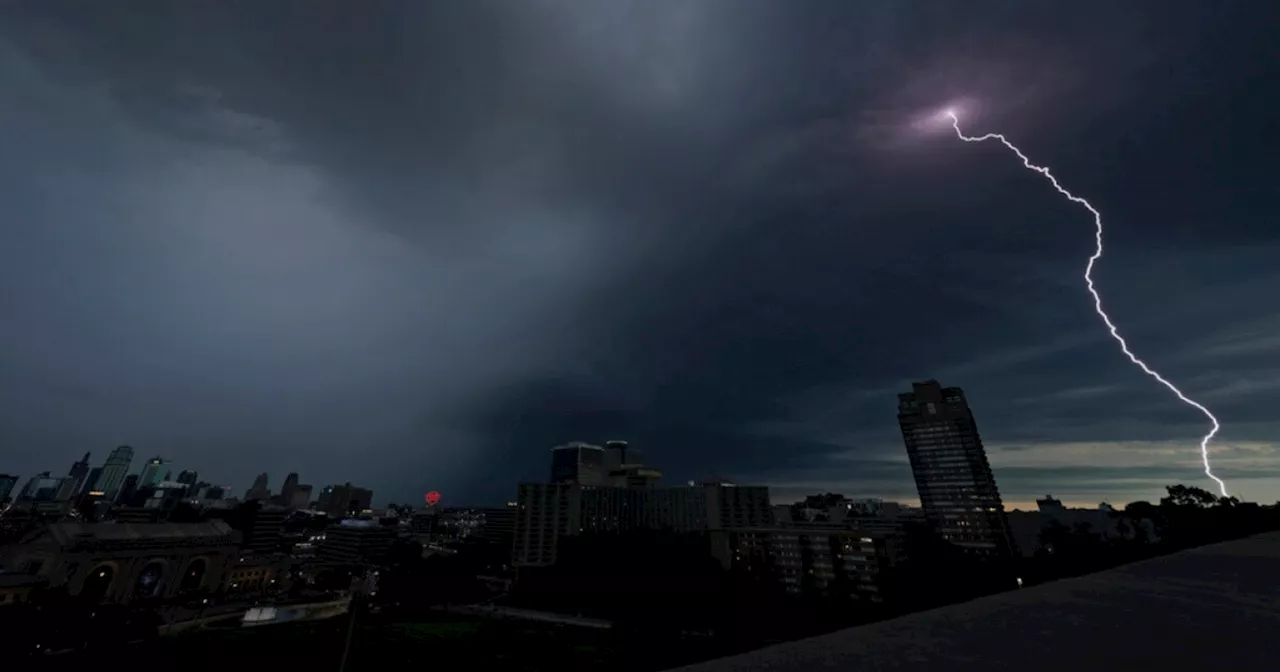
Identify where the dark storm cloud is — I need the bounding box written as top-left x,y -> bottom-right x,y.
1,1 -> 1277,506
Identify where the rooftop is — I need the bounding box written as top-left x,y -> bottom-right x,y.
673,532 -> 1280,672
21,520 -> 236,546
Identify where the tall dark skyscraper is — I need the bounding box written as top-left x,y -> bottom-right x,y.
316,483 -> 373,517
0,474 -> 17,503
247,472 -> 270,501
67,452 -> 91,493
176,470 -> 199,495
603,440 -> 645,472
139,457 -> 169,487
280,472 -> 299,505
550,442 -> 606,486
117,473 -> 140,507
98,445 -> 134,502
79,467 -> 103,496
898,380 -> 1017,560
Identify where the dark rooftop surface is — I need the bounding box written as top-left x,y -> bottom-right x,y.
31,520 -> 236,546
673,532 -> 1280,672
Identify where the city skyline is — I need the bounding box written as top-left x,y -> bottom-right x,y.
1,3 -> 1276,508
0,434 -> 1233,513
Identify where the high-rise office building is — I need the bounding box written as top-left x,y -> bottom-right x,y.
246,473 -> 270,501
550,442 -> 606,486
603,440 -> 645,472
97,445 -> 135,501
117,474 -> 141,507
649,481 -> 774,532
19,472 -> 65,502
139,457 -> 169,488
609,464 -> 664,489
0,474 -> 19,502
67,452 -> 91,494
79,467 -> 103,497
280,472 -> 299,506
176,470 -> 199,494
513,470 -> 774,567
316,483 -> 373,518
513,482 -> 579,566
290,484 -> 313,509
54,476 -> 80,502
897,380 -> 1016,559
242,505 -> 287,556
483,502 -> 518,550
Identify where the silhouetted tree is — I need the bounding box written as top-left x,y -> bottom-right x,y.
1162,484 -> 1219,509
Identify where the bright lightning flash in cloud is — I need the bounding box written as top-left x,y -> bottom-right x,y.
944,109 -> 1229,497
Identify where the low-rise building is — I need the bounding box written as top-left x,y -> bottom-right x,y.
320,519 -> 396,566
0,521 -> 240,604
710,526 -> 906,603
1005,495 -> 1133,557
223,554 -> 291,596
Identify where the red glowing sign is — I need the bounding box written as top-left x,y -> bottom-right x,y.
424,490 -> 441,507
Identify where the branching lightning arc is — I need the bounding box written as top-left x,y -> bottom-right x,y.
945,110 -> 1229,497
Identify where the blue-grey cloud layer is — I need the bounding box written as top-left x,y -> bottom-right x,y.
1,1 -> 1276,507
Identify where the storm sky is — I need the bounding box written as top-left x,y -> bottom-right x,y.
2,1 -> 1277,509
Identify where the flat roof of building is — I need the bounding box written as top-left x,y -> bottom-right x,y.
22,520 -> 236,546
673,532 -> 1280,672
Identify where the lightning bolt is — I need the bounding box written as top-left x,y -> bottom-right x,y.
945,110 -> 1229,497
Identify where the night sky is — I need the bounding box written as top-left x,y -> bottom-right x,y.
2,2 -> 1277,509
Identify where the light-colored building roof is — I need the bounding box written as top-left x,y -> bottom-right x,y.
673,532 -> 1280,672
